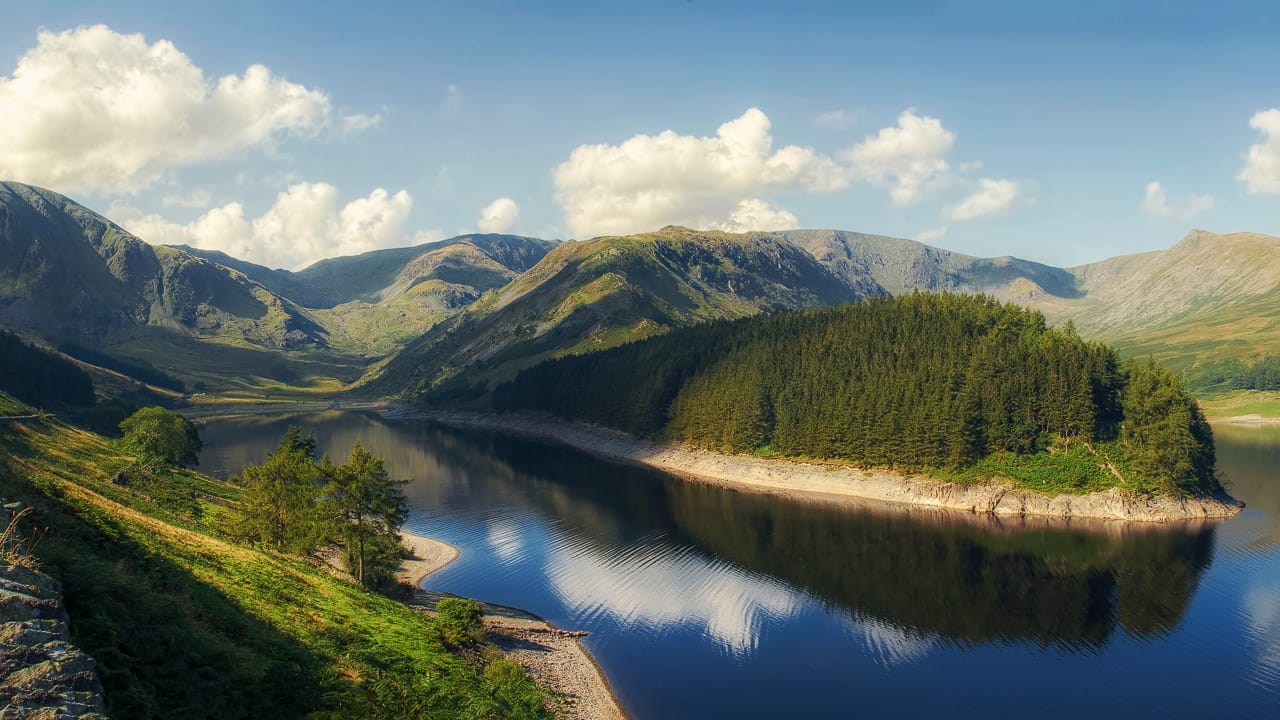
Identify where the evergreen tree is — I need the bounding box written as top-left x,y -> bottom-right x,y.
322,443 -> 409,587
231,439 -> 324,553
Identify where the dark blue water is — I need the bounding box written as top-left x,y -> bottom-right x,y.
197,412 -> 1280,719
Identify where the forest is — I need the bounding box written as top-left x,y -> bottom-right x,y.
492,293 -> 1218,496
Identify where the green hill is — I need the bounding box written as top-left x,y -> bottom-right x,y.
372,226 -> 879,400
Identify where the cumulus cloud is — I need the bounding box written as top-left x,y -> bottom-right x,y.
815,109 -> 861,129
477,197 -> 519,233
712,198 -> 799,232
846,110 -> 955,206
110,182 -> 414,269
0,25 -> 371,194
553,108 -> 846,237
1239,109 -> 1280,194
946,178 -> 1021,221
1139,181 -> 1214,221
916,226 -> 948,243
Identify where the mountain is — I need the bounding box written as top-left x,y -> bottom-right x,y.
0,181 -> 556,390
371,226 -> 879,398
781,229 -> 1081,303
0,181 -> 329,351
1042,230 -> 1280,374
177,234 -> 557,355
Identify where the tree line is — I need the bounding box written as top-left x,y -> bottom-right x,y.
492,293 -> 1217,495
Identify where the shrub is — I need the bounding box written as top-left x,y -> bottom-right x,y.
435,597 -> 485,647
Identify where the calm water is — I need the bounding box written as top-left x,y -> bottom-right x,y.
197,412 -> 1280,719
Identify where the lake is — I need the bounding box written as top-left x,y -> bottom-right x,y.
197,412 -> 1280,719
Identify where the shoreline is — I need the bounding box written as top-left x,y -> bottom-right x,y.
397,530 -> 627,720
403,409 -> 1243,524
1208,414 -> 1280,426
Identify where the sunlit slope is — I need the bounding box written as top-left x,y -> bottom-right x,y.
373,226 -> 877,398
1051,231 -> 1280,371
0,394 -> 548,718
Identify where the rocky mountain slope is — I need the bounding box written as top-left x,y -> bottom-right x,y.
0,182 -> 555,389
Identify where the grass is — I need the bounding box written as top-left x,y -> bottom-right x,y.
938,441 -> 1159,496
0,396 -> 550,719
1197,390 -> 1280,420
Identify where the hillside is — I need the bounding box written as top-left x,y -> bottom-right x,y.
0,392 -> 548,718
0,181 -> 555,390
371,226 -> 879,400
177,235 -> 557,355
1041,230 -> 1280,378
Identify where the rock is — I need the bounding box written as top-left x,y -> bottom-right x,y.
0,564 -> 107,718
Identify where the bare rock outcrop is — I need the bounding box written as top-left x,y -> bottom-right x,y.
0,564 -> 106,719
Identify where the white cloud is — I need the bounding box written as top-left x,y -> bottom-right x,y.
712,198 -> 799,232
110,182 -> 414,269
1239,109 -> 1280,194
553,108 -> 846,237
846,109 -> 955,206
1139,181 -> 1214,221
916,226 -> 948,243
477,197 -> 519,233
946,178 -> 1021,221
0,25 -> 372,194
815,109 -> 860,130
162,188 -> 213,209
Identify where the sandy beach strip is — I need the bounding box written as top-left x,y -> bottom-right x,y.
396,529 -> 461,587
405,409 -> 1242,523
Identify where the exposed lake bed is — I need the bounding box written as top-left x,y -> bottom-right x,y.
197,410 -> 1280,719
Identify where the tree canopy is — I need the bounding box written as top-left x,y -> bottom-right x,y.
0,330 -> 95,409
119,406 -> 202,467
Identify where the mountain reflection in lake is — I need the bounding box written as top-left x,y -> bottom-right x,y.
198,411 -> 1280,719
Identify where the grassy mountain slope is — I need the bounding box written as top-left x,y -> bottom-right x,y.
374,226 -> 878,399
0,394 -> 547,718
161,235 -> 558,358
1051,231 -> 1280,367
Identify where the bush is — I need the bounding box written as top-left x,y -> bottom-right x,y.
435,597 -> 485,647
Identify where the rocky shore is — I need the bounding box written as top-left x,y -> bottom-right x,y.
409,410 -> 1243,523
397,531 -> 626,720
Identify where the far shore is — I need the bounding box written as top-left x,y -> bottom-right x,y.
394,408 -> 1243,524
1208,414 -> 1280,426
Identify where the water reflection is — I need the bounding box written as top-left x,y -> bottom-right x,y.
198,411 -> 1217,653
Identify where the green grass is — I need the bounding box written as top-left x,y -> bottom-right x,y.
1198,390 -> 1280,420
0,413 -> 550,719
938,442 -> 1159,496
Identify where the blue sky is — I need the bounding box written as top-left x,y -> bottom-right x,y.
2,1 -> 1278,269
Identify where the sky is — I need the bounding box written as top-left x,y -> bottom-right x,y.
2,0 -> 1279,270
